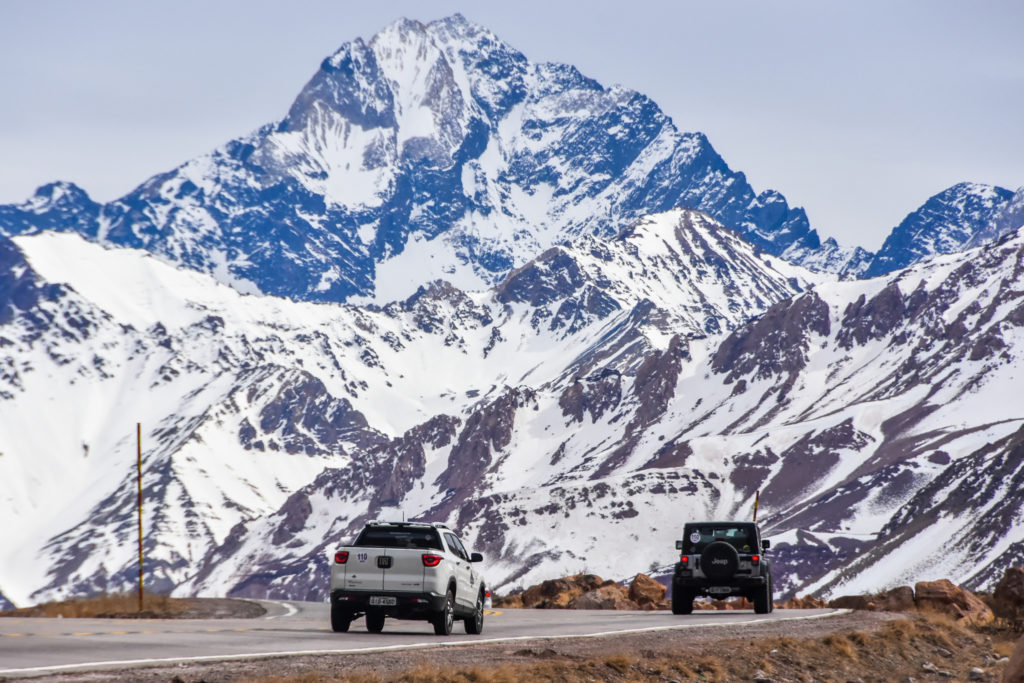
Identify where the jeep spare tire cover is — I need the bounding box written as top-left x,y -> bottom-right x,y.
701,541 -> 739,580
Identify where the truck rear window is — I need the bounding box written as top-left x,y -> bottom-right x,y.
353,527 -> 443,550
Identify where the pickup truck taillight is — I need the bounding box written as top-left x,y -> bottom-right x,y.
334,551 -> 349,564
422,554 -> 443,567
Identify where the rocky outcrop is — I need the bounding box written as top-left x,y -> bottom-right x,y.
778,595 -> 828,609
711,291 -> 830,386
627,573 -> 667,609
1006,632 -> 1024,683
993,567 -> 1024,629
828,581 -> 992,624
496,573 -> 609,609
435,387 -> 535,496
495,573 -> 667,610
570,585 -> 639,610
829,586 -> 915,613
913,581 -> 991,626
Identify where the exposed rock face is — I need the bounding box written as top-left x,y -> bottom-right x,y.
627,573 -> 667,609
1006,632 -> 1024,683
865,182 -> 1014,277
512,573 -> 609,609
779,595 -> 828,609
914,579 -> 994,626
435,387 -> 535,497
711,291 -> 830,386
0,237 -> 65,326
559,369 -> 622,424
570,585 -> 639,610
374,415 -> 461,506
993,567 -> 1024,628
828,586 -> 915,612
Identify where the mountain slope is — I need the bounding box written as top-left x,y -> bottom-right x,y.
0,208 -> 813,604
177,228 -> 1024,602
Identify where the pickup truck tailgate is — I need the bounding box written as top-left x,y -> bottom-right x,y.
344,549 -> 424,591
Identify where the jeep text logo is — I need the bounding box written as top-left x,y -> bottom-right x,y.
711,558 -> 728,565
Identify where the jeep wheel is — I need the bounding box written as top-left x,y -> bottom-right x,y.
754,577 -> 773,614
366,610 -> 386,633
433,589 -> 455,636
464,591 -> 485,634
671,589 -> 693,615
330,602 -> 351,633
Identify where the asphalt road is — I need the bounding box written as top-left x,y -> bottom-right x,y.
0,601 -> 848,678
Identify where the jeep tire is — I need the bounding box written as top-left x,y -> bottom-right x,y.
671,587 -> 693,615
754,574 -> 774,614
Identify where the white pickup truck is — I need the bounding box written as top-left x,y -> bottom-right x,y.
329,521 -> 487,635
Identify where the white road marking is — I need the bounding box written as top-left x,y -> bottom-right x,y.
259,600 -> 299,619
0,610 -> 852,676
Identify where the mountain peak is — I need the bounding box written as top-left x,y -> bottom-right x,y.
864,181 -> 1013,277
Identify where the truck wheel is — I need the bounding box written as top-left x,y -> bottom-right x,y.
433,589 -> 455,636
671,589 -> 693,615
464,591 -> 485,634
366,611 -> 386,633
330,602 -> 350,632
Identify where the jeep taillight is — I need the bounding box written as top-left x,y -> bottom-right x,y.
752,555 -> 760,564
422,554 -> 443,567
680,555 -> 689,565
335,551 -> 349,564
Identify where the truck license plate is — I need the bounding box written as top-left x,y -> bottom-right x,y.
369,596 -> 397,606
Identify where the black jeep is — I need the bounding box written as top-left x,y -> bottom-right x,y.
671,521 -> 774,614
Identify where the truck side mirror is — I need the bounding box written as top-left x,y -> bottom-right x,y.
470,552 -> 483,563
761,539 -> 770,550
675,540 -> 684,550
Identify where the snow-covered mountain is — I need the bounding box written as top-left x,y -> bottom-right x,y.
0,208 -> 818,604
1,14 -> 1022,608
183,226 -> 1024,602
3,212 -> 1023,604
864,182 -> 1015,277
0,15 -> 834,305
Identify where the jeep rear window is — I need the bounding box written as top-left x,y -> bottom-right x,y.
683,526 -> 755,554
353,527 -> 443,550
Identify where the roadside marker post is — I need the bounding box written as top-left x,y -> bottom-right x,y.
137,423 -> 144,612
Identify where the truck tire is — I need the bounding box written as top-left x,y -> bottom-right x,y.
464,591 -> 485,634
433,589 -> 455,636
671,588 -> 693,615
366,611 -> 386,633
330,602 -> 350,632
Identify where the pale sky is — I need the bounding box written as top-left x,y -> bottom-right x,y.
1,0 -> 1021,251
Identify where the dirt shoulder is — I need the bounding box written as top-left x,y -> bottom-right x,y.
0,596 -> 265,620
11,610 -> 1015,682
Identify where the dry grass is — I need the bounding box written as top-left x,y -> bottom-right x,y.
0,592 -> 190,619
239,612 -> 1014,682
